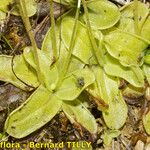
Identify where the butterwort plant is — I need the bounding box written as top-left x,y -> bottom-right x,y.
3,0 -> 97,138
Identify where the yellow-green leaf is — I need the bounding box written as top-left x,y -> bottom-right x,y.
5,86 -> 62,138
143,111 -> 150,135
82,0 -> 120,30
55,68 -> 95,101
104,54 -> 144,87
61,17 -> 93,64
120,1 -> 149,32
88,67 -> 128,129
0,0 -> 37,17
23,47 -> 58,91
104,30 -> 148,66
0,55 -> 35,90
42,21 -> 85,74
103,130 -> 120,146
53,0 -> 76,6
143,64 -> 150,85
13,54 -> 39,88
62,100 -> 97,134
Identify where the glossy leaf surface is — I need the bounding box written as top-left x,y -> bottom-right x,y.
143,111 -> 150,135
61,17 -> 93,64
62,100 -> 97,134
0,0 -> 37,17
103,130 -> 120,145
42,21 -> 85,73
23,47 -> 58,91
56,68 -> 95,100
88,67 -> 128,129
13,54 -> 39,88
83,0 -> 120,30
0,55 -> 36,90
5,86 -> 62,138
143,64 -> 150,85
104,30 -> 148,66
120,1 -> 149,32
53,0 -> 76,6
104,54 -> 144,87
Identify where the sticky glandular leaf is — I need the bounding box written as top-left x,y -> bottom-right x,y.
59,47 -> 85,74
61,17 -> 93,64
5,85 -> 62,138
23,47 -> 36,69
0,11 -> 6,21
42,21 -> 84,74
42,20 -> 61,56
0,0 -> 12,12
55,68 -> 95,101
103,2 -> 150,67
13,54 -> 39,88
104,30 -> 148,66
103,130 -> 120,146
53,0 -> 76,6
0,55 -> 35,90
141,16 -> 150,41
0,0 -> 37,17
118,4 -> 150,42
23,47 -> 58,91
82,0 -> 120,30
62,100 -> 97,134
122,85 -> 144,99
88,67 -> 128,129
120,1 -> 149,32
104,54 -> 144,87
143,111 -> 150,135
143,64 -> 150,85
144,54 -> 150,65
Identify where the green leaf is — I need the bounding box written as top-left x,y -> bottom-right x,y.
5,85 -> 62,138
23,47 -> 59,91
0,55 -> 35,90
0,133 -> 8,141
0,0 -> 37,17
13,54 -> 39,88
55,68 -> 95,101
104,54 -> 144,87
22,0 -> 37,17
143,111 -> 150,135
23,47 -> 36,69
42,20 -> 61,57
141,16 -> 150,41
144,54 -> 150,65
82,0 -> 120,30
120,1 -> 149,32
42,21 -> 85,74
0,10 -> 6,21
37,50 -> 59,91
0,0 -> 12,12
103,4 -> 150,66
104,30 -> 148,66
103,130 -> 120,146
123,85 -> 144,99
88,67 -> 128,129
143,64 -> 150,85
62,100 -> 97,134
61,17 -> 93,64
53,0 -> 76,6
